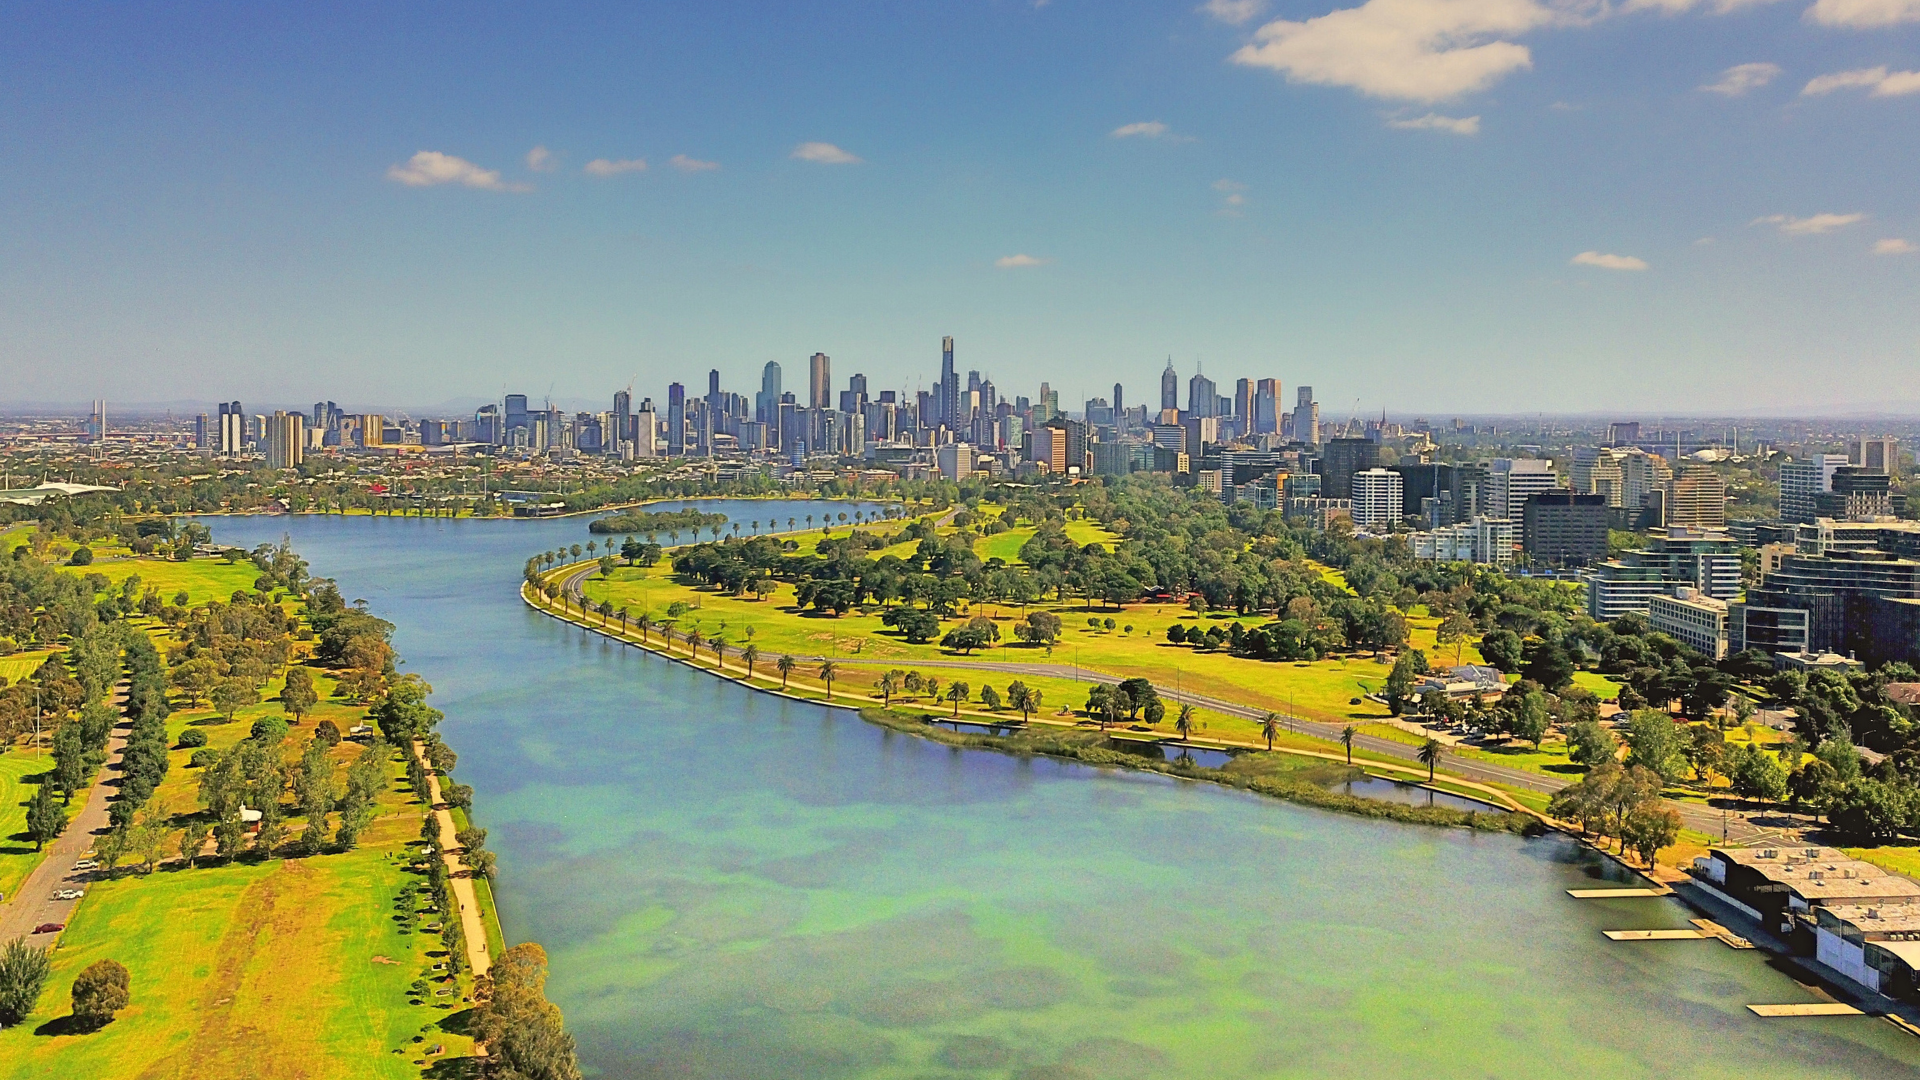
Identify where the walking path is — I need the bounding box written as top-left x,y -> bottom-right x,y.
413,740 -> 491,978
0,686 -> 131,945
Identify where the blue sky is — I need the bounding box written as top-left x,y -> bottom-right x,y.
2,0 -> 1916,414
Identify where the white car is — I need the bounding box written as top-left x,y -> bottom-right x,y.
72,860 -> 97,871
53,889 -> 85,901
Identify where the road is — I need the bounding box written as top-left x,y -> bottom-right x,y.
0,688 -> 132,945
553,563 -> 1776,845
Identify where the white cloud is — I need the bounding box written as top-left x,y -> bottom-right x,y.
526,146 -> 556,172
995,254 -> 1050,268
1753,212 -> 1867,234
1875,238 -> 1918,254
1111,121 -> 1172,138
1571,250 -> 1649,270
386,151 -> 529,192
1201,0 -> 1269,23
584,158 -> 648,177
791,142 -> 863,164
1387,112 -> 1481,133
1623,0 -> 1785,13
1802,66 -> 1920,96
1700,62 -> 1782,95
669,154 -> 720,172
1806,0 -> 1920,26
1228,0 -> 1564,103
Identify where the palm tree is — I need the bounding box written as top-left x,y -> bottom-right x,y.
788,517 -> 796,532
818,659 -> 837,700
1341,725 -> 1356,765
637,612 -> 653,643
710,635 -> 727,668
686,628 -> 704,659
879,670 -> 897,706
1262,712 -> 1280,751
586,540 -> 597,556
751,520 -> 760,535
945,682 -> 965,717
616,605 -> 629,632
1418,737 -> 1443,782
741,643 -> 759,678
806,514 -> 814,530
1175,703 -> 1195,743
776,654 -> 796,690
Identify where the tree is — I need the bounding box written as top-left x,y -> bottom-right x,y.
1520,639 -> 1576,692
1262,712 -> 1280,751
470,943 -> 583,1080
170,657 -> 220,706
210,677 -> 257,723
0,937 -> 54,1026
979,684 -> 1001,711
944,681 -> 969,717
1017,610 -> 1062,646
371,676 -> 442,744
281,667 -> 318,723
818,660 -> 837,700
1436,612 -> 1474,665
740,643 -> 758,678
1567,720 -> 1618,768
1175,703 -> 1195,742
69,959 -> 130,1029
1479,630 -> 1523,673
883,607 -> 941,644
1384,655 -> 1416,717
1727,744 -> 1788,804
1340,725 -> 1356,765
26,782 -> 65,851
776,654 -> 796,690
1624,710 -> 1686,784
1007,680 -> 1033,721
878,670 -> 898,707
1620,805 -> 1681,868
1418,737 -> 1443,782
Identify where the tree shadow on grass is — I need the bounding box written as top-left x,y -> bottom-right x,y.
33,1014 -> 99,1037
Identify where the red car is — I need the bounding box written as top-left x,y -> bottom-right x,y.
32,923 -> 63,935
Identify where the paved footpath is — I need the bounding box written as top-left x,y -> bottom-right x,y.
415,740 -> 491,979
0,698 -> 131,945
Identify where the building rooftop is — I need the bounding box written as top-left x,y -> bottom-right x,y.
1821,903 -> 1920,936
1715,847 -> 1920,904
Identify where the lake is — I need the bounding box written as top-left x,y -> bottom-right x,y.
207,509 -> 1920,1079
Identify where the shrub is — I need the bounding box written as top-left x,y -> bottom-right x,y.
177,728 -> 208,749
250,716 -> 289,744
314,719 -> 342,746
0,937 -> 53,1026
69,547 -> 94,566
188,748 -> 218,768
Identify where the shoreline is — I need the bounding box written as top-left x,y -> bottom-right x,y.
183,493 -> 914,523
521,570 -> 1542,838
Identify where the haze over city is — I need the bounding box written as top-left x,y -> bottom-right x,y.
4,1 -> 1916,413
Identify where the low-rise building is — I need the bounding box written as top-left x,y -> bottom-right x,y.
1647,587 -> 1730,660
1693,847 -> 1920,930
1585,527 -> 1742,620
1410,517 -> 1514,565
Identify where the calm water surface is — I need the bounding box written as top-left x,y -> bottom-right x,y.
209,509 -> 1920,1079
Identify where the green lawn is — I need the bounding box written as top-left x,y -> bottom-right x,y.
0,648 -> 59,684
0,749 -> 55,901
87,558 -> 263,607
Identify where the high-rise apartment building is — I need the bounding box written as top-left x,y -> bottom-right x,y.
1160,360 -> 1178,412
1779,455 -> 1850,524
1351,469 -> 1404,530
1665,465 -> 1727,529
1292,386 -> 1319,445
266,411 -> 304,470
940,337 -> 959,427
86,400 -> 106,442
1112,383 -> 1124,430
217,401 -> 244,457
1484,458 -> 1561,542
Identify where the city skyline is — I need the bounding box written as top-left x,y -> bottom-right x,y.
3,3 -> 1916,412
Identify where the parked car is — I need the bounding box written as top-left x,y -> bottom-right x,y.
52,888 -> 84,901
32,923 -> 63,935
72,859 -> 97,871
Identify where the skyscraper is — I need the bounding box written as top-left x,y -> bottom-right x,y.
1112,382 -> 1123,427
757,361 -> 783,443
1187,370 -> 1217,418
1160,360 -> 1178,412
1321,438 -> 1380,500
940,336 -> 958,429
809,353 -> 831,410
1255,378 -> 1281,434
1234,379 -> 1255,433
1292,386 -> 1319,445
707,369 -> 723,414
612,390 -> 632,456
667,383 -> 687,456
266,411 -> 304,470
218,400 -> 244,457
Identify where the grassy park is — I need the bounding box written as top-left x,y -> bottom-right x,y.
0,551 -> 487,1073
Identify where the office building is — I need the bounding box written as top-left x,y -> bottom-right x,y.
1254,378 -> 1281,435
265,411 -> 304,470
86,400 -> 106,442
1351,468 -> 1404,530
504,394 -> 529,443
1233,379 -> 1255,432
1187,371 -> 1217,418
1321,438 -> 1380,500
1780,455 -> 1851,524
936,442 -> 974,482
1648,588 -> 1730,660
1813,468 -> 1898,520
1291,386 -> 1319,445
1160,360 -> 1178,412
1586,528 -> 1742,620
667,383 -> 687,456
1851,437 -> 1899,476
218,400 -> 244,457
1522,492 -> 1609,566
939,337 -> 959,427
194,413 -> 210,451
1734,525 -> 1920,665
807,353 -> 832,411
1484,458 -> 1562,541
